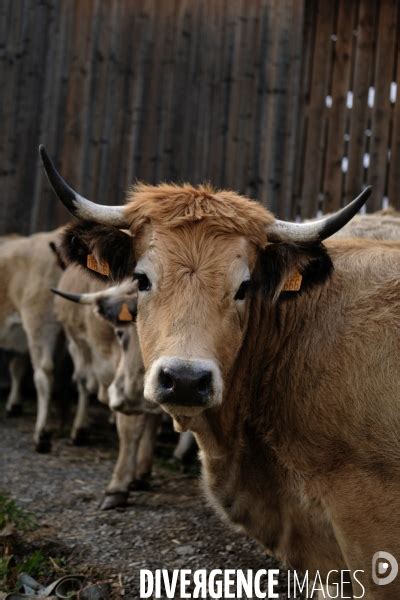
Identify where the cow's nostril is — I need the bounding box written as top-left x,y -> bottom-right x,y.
197,372 -> 212,395
159,368 -> 175,392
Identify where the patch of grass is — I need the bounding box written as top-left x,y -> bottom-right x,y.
18,549 -> 48,579
0,494 -> 35,531
0,493 -> 60,593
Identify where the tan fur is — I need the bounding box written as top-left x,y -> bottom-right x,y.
116,185 -> 400,599
334,209 -> 400,241
0,229 -> 64,447
54,266 -> 160,503
54,267 -> 119,404
124,182 -> 273,246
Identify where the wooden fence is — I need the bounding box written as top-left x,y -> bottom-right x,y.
0,0 -> 399,235
298,0 -> 400,217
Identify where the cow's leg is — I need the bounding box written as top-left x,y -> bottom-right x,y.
5,354 -> 28,416
100,412 -> 146,510
24,321 -> 58,453
32,354 -> 54,452
70,378 -> 91,445
173,431 -> 196,463
323,468 -> 400,600
132,413 -> 162,490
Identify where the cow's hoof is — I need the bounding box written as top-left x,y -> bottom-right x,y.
35,432 -> 52,453
5,404 -> 23,417
71,427 -> 90,446
130,477 -> 152,492
100,492 -> 129,510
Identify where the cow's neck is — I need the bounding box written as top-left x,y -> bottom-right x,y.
194,287 -> 319,451
188,287 -> 343,571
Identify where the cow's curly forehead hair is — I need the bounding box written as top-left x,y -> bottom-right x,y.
123,183 -> 274,247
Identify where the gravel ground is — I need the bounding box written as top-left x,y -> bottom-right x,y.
0,402 -> 292,599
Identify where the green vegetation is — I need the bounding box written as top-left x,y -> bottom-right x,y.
0,493 -> 66,593
0,494 -> 35,532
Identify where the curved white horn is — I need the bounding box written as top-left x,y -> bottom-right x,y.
39,145 -> 128,228
267,187 -> 372,243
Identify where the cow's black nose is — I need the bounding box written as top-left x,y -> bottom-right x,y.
158,364 -> 213,406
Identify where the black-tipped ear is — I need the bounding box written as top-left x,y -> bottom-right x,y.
96,295 -> 137,326
60,221 -> 135,282
260,241 -> 333,300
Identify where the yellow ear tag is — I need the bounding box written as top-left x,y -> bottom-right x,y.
87,254 -> 110,277
282,271 -> 303,292
118,302 -> 133,322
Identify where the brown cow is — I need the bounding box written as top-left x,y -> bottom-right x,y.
53,268 -> 161,509
41,146 -> 400,599
0,229 -> 64,451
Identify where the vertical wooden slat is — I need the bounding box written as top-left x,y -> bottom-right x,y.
345,0 -> 376,204
139,0 -> 163,183
258,0 -> 304,216
388,8 -> 400,210
323,0 -> 356,212
301,0 -> 335,218
241,0 -> 263,198
61,0 -> 95,193
224,0 -> 245,190
0,0 -> 21,232
368,0 -> 397,211
278,0 -> 305,219
292,0 -> 318,218
207,0 -> 229,184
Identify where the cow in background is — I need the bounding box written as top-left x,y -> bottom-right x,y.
334,207 -> 400,240
0,229 -> 64,451
53,268 -> 162,509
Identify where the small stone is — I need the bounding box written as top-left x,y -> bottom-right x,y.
176,544 -> 194,556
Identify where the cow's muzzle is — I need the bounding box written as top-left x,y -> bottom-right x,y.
144,357 -> 223,415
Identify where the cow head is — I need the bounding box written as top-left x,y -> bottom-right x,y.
51,280 -> 153,415
41,146 -> 371,421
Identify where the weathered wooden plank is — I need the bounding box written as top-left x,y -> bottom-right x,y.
0,0 -> 24,232
31,0 -> 63,233
388,7 -> 400,210
292,0 -> 318,218
240,0 -> 262,198
277,0 -> 305,219
13,1 -> 52,234
137,0 -> 163,183
345,0 -> 376,204
224,0 -> 245,190
106,0 -> 131,202
207,0 -> 229,184
301,0 -> 335,218
87,0 -> 111,201
61,0 -> 95,193
323,0 -> 356,212
368,0 -> 397,211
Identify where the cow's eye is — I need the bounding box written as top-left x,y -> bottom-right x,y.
134,272 -> 152,292
234,280 -> 250,301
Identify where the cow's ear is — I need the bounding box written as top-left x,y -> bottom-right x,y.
96,295 -> 137,327
260,242 -> 333,301
60,221 -> 135,282
48,241 -> 67,270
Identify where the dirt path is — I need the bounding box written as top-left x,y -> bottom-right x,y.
0,406 -> 290,599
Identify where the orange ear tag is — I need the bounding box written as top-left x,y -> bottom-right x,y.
282,271 -> 303,292
118,302 -> 133,322
87,254 -> 110,277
